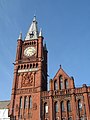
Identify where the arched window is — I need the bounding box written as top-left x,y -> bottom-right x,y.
44,102 -> 48,114
24,96 -> 28,108
68,117 -> 72,120
59,75 -> 63,90
80,116 -> 84,120
67,100 -> 71,112
20,96 -> 22,109
78,99 -> 82,111
29,96 -> 32,109
65,79 -> 68,89
61,101 -> 64,112
55,118 -> 59,120
54,80 -> 58,90
55,102 -> 58,113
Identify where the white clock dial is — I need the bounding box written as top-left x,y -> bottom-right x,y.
24,47 -> 36,57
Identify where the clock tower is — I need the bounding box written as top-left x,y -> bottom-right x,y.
9,16 -> 48,120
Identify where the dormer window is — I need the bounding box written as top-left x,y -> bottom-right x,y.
29,31 -> 34,38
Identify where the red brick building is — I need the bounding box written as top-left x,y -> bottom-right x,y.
9,16 -> 90,120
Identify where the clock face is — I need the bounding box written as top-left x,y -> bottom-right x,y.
24,47 -> 36,57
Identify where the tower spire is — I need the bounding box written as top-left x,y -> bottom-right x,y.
25,16 -> 38,40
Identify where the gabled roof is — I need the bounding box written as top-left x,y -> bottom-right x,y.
0,100 -> 10,109
53,65 -> 70,80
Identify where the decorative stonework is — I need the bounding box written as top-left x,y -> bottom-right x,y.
28,112 -> 32,118
33,103 -> 37,110
22,73 -> 34,87
16,88 -> 33,95
16,104 -> 19,111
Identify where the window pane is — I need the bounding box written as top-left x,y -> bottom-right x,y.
54,80 -> 58,90
68,117 -> 72,120
24,96 -> 28,108
78,100 -> 82,110
59,76 -> 63,90
55,102 -> 58,113
44,103 -> 48,113
29,96 -> 32,109
65,79 -> 68,89
20,97 -> 22,109
67,101 -> 71,112
61,101 -> 64,112
80,117 -> 84,120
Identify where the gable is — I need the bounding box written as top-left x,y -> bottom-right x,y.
53,67 -> 70,80
50,66 -> 75,91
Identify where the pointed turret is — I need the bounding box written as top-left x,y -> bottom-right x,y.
44,41 -> 47,51
18,32 -> 22,40
39,28 -> 43,37
25,16 -> 39,40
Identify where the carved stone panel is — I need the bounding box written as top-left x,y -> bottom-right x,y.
21,72 -> 34,87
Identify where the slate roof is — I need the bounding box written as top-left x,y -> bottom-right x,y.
0,100 -> 10,109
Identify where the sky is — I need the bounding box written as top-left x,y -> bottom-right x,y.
0,0 -> 90,100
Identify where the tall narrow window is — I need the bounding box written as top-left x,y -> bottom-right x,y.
65,79 -> 68,89
59,75 -> 63,90
67,100 -> 71,112
68,117 -> 72,120
29,96 -> 32,109
78,99 -> 82,111
20,97 -> 22,109
55,102 -> 58,113
80,117 -> 84,120
44,102 -> 48,113
61,101 -> 64,112
24,96 -> 28,108
54,80 -> 58,90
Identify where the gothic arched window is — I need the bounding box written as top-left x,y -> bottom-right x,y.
78,99 -> 82,111
55,102 -> 58,113
80,116 -> 84,120
68,117 -> 72,120
65,79 -> 68,89
20,96 -> 22,109
59,75 -> 63,90
54,80 -> 58,90
61,101 -> 64,112
44,102 -> 48,114
29,96 -> 32,109
67,100 -> 71,112
24,96 -> 28,108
